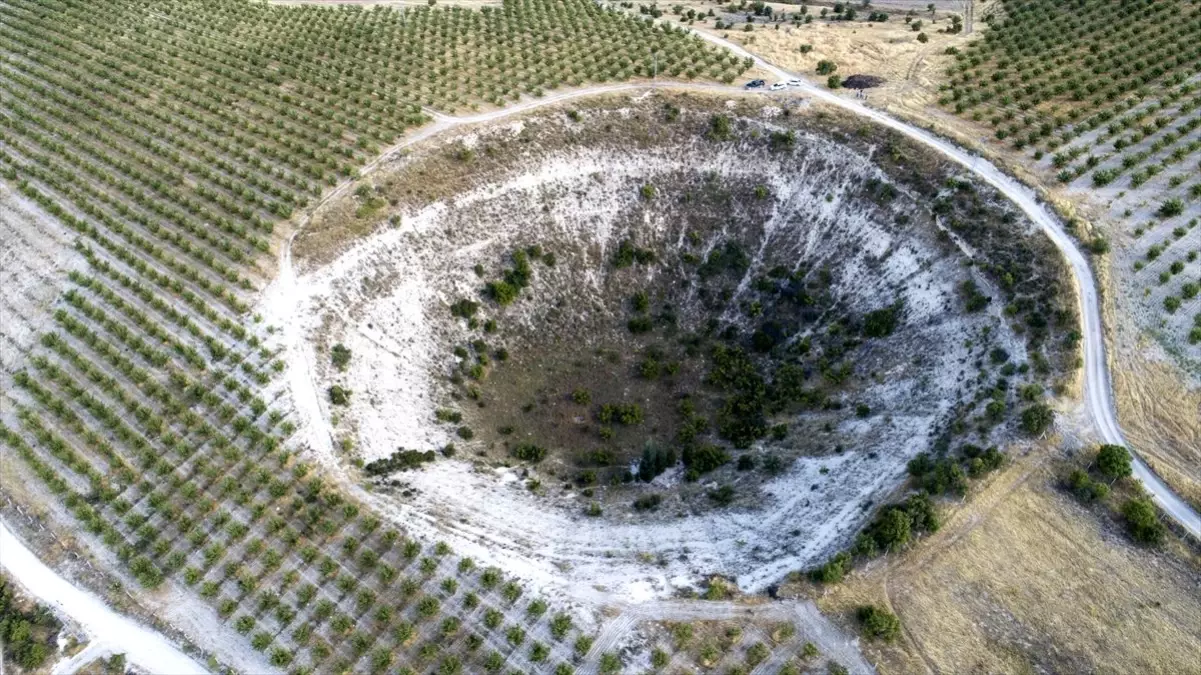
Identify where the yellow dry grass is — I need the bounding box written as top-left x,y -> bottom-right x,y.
698,12 -> 971,102
1101,255 -> 1201,510
792,449 -> 1201,675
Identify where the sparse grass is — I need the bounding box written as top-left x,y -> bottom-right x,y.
807,448 -> 1201,674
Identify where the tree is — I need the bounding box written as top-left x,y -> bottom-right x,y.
816,60 -> 837,75
1095,444 -> 1132,481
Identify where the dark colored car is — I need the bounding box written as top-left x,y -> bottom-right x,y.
745,79 -> 766,89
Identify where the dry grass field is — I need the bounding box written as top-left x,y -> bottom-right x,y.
781,445 -> 1201,674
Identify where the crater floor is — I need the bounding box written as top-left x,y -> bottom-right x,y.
268,94 -> 1072,601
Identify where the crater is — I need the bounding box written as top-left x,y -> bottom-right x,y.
279,93 -> 1074,598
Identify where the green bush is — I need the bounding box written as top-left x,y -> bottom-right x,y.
1095,444 -> 1132,481
511,443 -> 548,462
856,605 -> 900,641
1020,403 -> 1054,436
1067,469 -> 1109,502
328,385 -> 351,405
1122,498 -> 1165,545
331,343 -> 352,370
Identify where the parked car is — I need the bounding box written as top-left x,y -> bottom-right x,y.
745,79 -> 766,88
769,82 -> 787,91
785,79 -> 804,87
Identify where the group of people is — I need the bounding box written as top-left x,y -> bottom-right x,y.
854,89 -> 869,100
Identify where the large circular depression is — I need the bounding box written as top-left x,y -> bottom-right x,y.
280,94 -> 1070,600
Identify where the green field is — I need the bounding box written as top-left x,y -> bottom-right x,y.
0,0 -> 745,671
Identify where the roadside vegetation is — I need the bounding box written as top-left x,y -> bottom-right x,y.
0,576 -> 62,671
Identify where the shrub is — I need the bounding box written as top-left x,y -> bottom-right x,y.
1156,198 -> 1184,218
331,343 -> 352,370
1095,444 -> 1132,481
328,385 -> 351,405
815,60 -> 837,75
863,304 -> 900,337
364,449 -> 436,475
708,484 -> 736,505
682,444 -> 729,475
511,443 -> 548,462
486,280 -> 519,305
1067,469 -> 1109,502
1020,403 -> 1054,436
809,551 -> 851,584
855,605 -> 900,642
827,75 -> 842,89
707,114 -> 733,141
633,493 -> 663,511
1122,498 -> 1165,545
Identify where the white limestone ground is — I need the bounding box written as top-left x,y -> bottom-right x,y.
260,108 -> 1027,606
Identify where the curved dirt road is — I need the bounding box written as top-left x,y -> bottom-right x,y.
687,31 -> 1201,539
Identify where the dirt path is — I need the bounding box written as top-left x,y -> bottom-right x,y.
0,521 -> 206,675
583,599 -> 874,675
680,28 -> 1200,540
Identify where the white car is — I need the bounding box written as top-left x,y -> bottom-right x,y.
769,82 -> 787,91
785,79 -> 804,87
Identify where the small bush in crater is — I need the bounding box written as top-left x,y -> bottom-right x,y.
435,409 -> 462,423
511,443 -> 548,462
330,343 -> 352,370
631,291 -> 650,312
328,385 -> 351,405
710,485 -> 735,504
862,304 -> 900,338
707,114 -> 733,141
364,449 -> 436,475
640,183 -> 657,200
486,280 -> 519,306
599,403 -> 644,425
450,299 -> 479,319
633,493 -> 663,511
683,444 -> 729,477
628,316 -> 654,333
571,388 -> 591,404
